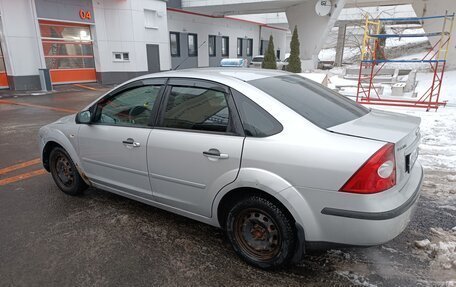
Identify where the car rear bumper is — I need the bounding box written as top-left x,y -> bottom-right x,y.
288,162 -> 423,247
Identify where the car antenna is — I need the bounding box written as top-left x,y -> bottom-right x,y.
173,40 -> 207,70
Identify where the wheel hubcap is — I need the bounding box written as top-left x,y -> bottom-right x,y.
55,155 -> 74,187
234,208 -> 281,261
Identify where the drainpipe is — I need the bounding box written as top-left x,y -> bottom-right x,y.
258,25 -> 262,55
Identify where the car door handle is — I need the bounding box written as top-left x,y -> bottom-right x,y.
122,138 -> 141,147
203,148 -> 229,159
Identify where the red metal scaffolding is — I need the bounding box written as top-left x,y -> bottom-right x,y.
356,12 -> 455,111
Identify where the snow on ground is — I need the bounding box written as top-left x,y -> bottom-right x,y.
414,227 -> 456,271
385,27 -> 428,47
319,47 -> 360,62
416,70 -> 456,105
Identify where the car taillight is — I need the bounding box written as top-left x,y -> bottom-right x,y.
340,143 -> 396,194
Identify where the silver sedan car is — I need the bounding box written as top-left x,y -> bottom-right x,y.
38,68 -> 423,269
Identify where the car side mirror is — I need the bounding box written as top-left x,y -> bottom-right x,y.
76,110 -> 92,124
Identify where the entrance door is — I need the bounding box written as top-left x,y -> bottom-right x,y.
147,78 -> 244,217
39,20 -> 96,84
146,44 -> 160,73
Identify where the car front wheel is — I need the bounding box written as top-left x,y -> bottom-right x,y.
225,195 -> 297,269
49,147 -> 87,196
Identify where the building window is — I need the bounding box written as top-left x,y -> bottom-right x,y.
208,35 -> 216,57
222,36 -> 229,57
188,33 -> 198,56
113,52 -> 129,62
237,38 -> 243,57
170,32 -> 180,57
260,40 -> 267,55
144,9 -> 158,29
246,38 -> 253,56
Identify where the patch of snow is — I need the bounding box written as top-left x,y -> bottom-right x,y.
414,228 -> 456,270
336,271 -> 378,287
440,205 -> 456,212
415,239 -> 431,249
381,246 -> 398,253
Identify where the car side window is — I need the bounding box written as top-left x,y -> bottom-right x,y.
161,86 -> 232,133
94,85 -> 161,127
231,89 -> 283,137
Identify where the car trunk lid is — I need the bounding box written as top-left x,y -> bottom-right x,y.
328,109 -> 421,185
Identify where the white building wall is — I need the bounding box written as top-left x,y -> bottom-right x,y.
168,11 -> 257,67
260,26 -> 287,59
167,10 -> 288,67
93,0 -> 171,76
0,0 -> 42,89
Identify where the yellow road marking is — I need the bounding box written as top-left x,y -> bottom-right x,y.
0,169 -> 47,186
0,158 -> 41,175
73,83 -> 98,91
0,100 -> 77,113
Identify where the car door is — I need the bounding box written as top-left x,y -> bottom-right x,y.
78,78 -> 166,198
147,78 -> 245,217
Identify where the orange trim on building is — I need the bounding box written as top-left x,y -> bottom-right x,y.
50,69 -> 96,84
0,72 -> 8,87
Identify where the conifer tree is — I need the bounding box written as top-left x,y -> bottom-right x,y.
262,35 -> 277,69
287,25 -> 301,73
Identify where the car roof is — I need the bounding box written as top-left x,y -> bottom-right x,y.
135,68 -> 289,82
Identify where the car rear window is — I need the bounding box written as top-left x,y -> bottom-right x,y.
248,75 -> 369,129
252,57 -> 264,63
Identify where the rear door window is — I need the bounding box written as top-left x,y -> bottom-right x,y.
248,75 -> 369,129
161,85 -> 233,133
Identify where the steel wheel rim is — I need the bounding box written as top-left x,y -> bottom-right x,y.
54,153 -> 74,187
234,208 -> 281,261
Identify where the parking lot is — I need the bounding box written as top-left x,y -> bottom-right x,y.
0,86 -> 455,287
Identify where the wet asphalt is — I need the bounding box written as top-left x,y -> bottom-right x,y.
0,85 -> 454,287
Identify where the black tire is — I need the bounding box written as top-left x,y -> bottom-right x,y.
225,195 -> 297,269
49,147 -> 87,196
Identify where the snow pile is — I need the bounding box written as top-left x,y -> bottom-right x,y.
414,227 -> 456,270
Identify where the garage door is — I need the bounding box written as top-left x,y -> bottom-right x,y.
0,44 -> 8,89
39,20 -> 96,84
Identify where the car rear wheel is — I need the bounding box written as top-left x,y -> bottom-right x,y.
49,147 -> 87,196
225,195 -> 297,269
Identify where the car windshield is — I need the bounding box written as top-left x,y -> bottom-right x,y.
248,75 -> 369,129
252,57 -> 264,62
